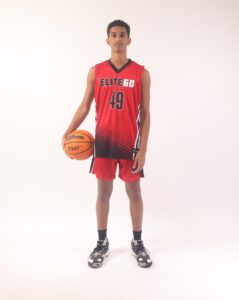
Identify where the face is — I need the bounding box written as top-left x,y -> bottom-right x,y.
106,26 -> 131,53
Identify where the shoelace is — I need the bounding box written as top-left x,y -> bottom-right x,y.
92,242 -> 106,255
135,242 -> 149,255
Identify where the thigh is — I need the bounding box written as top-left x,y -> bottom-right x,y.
89,157 -> 117,181
118,159 -> 144,182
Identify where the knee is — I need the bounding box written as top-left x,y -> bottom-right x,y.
125,182 -> 142,200
97,180 -> 113,200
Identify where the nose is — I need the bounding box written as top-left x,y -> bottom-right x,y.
115,35 -> 122,42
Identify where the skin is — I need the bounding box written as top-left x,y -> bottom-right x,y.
62,26 -> 151,233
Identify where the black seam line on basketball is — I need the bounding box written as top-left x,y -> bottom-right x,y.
67,135 -> 94,142
82,133 -> 94,140
64,141 -> 94,145
69,146 -> 93,156
65,135 -> 94,142
66,132 -> 94,140
68,147 -> 91,155
65,140 -> 94,144
66,144 -> 93,155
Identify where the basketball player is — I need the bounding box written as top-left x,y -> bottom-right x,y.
62,20 -> 152,268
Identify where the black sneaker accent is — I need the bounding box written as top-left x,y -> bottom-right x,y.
131,239 -> 152,268
88,238 -> 109,268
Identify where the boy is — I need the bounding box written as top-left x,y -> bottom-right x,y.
62,20 -> 152,268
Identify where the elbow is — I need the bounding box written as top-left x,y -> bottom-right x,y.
141,109 -> 150,120
80,102 -> 91,116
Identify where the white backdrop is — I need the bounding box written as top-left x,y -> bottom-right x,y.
0,0 -> 239,299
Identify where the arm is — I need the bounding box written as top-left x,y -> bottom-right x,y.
132,69 -> 151,173
62,66 -> 95,147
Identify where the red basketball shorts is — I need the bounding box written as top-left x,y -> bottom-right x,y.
89,157 -> 144,182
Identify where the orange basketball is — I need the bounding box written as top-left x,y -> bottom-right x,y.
64,130 -> 94,160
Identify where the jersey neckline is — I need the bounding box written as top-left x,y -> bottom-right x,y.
108,58 -> 132,73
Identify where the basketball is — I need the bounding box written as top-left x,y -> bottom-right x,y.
64,130 -> 94,160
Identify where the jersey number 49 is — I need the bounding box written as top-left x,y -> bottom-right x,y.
110,92 -> 124,110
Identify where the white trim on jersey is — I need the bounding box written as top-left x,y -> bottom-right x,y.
133,104 -> 141,159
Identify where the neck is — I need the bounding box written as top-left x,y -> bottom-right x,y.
110,53 -> 128,68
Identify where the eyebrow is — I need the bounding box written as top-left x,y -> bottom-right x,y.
110,31 -> 126,34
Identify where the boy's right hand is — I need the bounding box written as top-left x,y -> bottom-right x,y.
62,135 -> 73,160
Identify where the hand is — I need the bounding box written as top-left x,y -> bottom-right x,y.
131,151 -> 146,173
62,135 -> 73,159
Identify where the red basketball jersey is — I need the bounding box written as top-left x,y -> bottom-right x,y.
94,59 -> 144,159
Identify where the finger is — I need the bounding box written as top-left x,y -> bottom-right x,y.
132,166 -> 141,173
132,161 -> 144,173
132,159 -> 138,172
131,163 -> 141,173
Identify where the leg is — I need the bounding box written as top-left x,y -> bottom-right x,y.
96,178 -> 113,230
125,180 -> 143,231
125,180 -> 152,268
88,178 -> 113,269
88,159 -> 116,268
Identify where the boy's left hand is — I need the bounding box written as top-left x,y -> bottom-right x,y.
131,151 -> 146,173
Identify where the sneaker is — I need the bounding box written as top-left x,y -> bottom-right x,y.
88,238 -> 109,268
131,239 -> 152,268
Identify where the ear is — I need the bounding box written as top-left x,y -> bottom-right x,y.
106,38 -> 109,45
128,37 -> 131,45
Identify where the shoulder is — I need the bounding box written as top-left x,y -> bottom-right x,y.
89,59 -> 108,73
88,66 -> 95,73
95,60 -> 109,68
87,66 -> 95,82
94,60 -> 109,76
141,68 -> 151,87
130,60 -> 144,69
142,68 -> 150,78
88,60 -> 108,80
